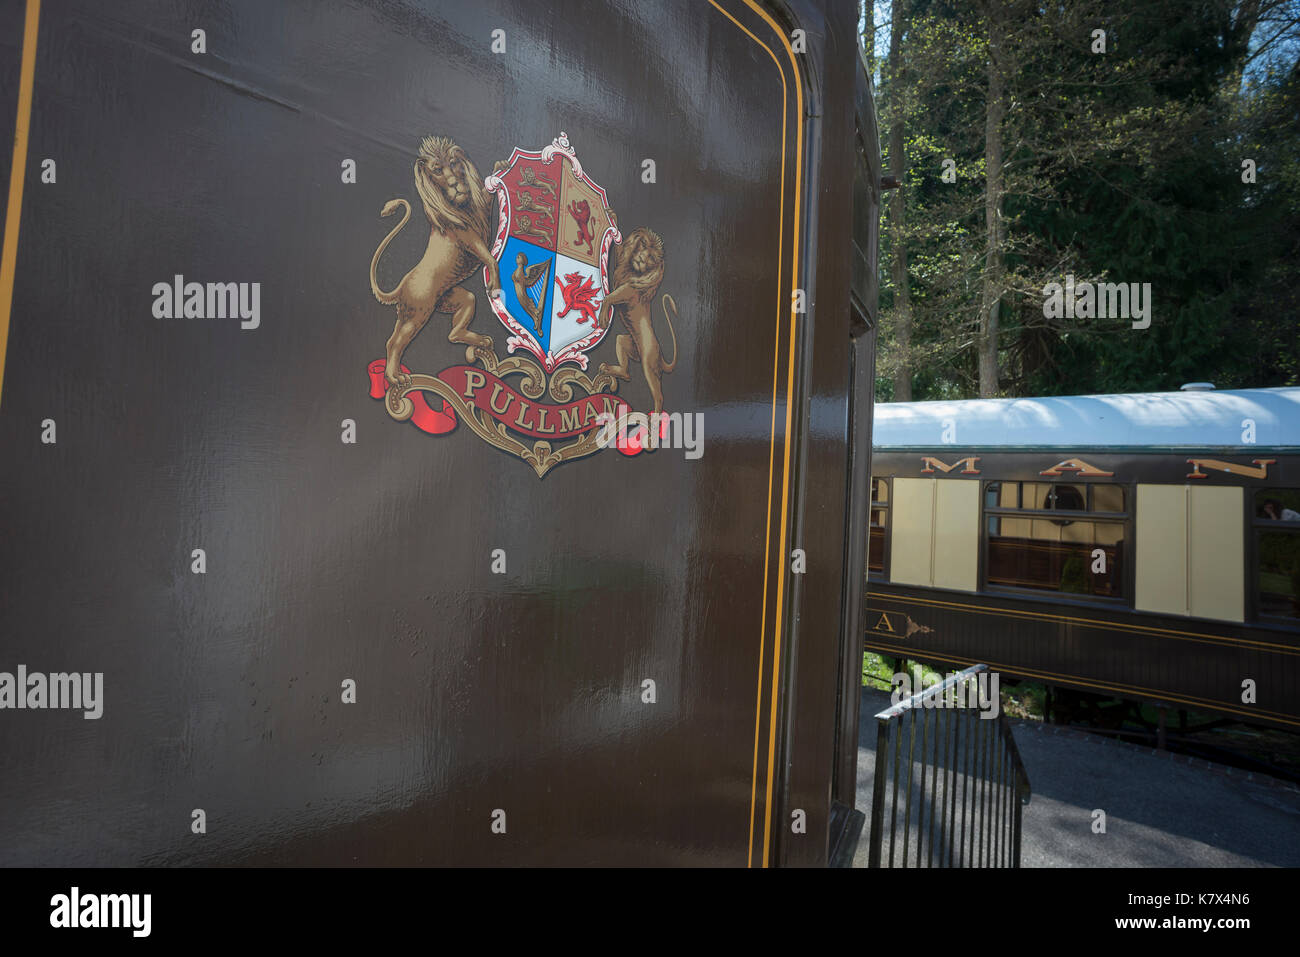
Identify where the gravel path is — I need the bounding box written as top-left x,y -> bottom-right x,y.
852,687 -> 1300,868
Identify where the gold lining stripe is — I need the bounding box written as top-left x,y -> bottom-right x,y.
869,591 -> 1298,654
708,0 -> 803,868
706,0 -> 783,873
755,0 -> 802,873
0,0 -> 41,408
706,0 -> 783,870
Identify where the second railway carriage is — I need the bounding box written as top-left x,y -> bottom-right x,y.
865,387 -> 1300,731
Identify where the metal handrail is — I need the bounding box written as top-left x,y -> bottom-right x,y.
867,663 -> 1031,867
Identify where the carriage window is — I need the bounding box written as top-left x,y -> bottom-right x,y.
983,481 -> 1128,598
1092,484 -> 1126,513
1022,482 -> 1084,512
1254,489 -> 1300,620
869,478 -> 889,576
986,481 -> 1015,508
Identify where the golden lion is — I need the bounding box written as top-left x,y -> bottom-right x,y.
597,227 -> 678,413
370,136 -> 502,386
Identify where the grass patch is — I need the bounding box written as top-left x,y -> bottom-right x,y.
1001,681 -> 1047,721
861,651 -> 947,692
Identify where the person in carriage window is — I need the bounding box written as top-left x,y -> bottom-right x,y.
1261,499 -> 1300,522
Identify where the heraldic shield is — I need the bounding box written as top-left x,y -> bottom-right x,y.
484,133 -> 620,371
368,130 -> 672,478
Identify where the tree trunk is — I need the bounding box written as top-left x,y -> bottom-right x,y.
860,0 -> 874,78
889,0 -> 912,401
978,1 -> 1005,398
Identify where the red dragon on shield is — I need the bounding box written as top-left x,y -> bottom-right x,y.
554,271 -> 601,326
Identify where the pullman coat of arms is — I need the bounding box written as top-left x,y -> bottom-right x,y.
366,132 -> 678,477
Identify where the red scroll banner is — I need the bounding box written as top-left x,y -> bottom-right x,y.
367,360 -> 653,454
366,360 -> 457,434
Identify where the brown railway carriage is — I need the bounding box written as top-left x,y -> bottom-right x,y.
866,388 -> 1300,731
0,0 -> 882,866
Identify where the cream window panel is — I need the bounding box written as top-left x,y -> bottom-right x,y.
888,477 -> 977,591
890,477 -> 935,587
1188,486 -> 1244,623
1135,484 -> 1244,622
1135,484 -> 1187,616
933,479 -> 978,591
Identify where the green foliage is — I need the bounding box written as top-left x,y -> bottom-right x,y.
1059,553 -> 1089,594
861,651 -> 944,688
862,651 -> 893,687
871,0 -> 1300,401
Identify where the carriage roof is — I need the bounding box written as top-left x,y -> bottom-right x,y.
872,387 -> 1300,450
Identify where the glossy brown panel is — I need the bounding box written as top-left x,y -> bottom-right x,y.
0,0 -> 870,865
